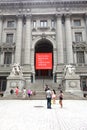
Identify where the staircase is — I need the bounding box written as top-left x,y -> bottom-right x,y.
26,79 -> 85,100
29,79 -> 59,91
0,79 -> 87,100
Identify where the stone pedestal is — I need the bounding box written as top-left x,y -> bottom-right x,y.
64,74 -> 81,92
5,75 -> 26,96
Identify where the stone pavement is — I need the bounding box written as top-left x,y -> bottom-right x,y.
0,100 -> 87,130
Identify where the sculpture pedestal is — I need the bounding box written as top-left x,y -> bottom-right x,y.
64,74 -> 81,92
5,75 -> 26,96
62,64 -> 83,97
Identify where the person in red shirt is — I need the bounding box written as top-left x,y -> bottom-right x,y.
15,86 -> 19,96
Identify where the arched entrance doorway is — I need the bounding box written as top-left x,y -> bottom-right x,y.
35,39 -> 53,79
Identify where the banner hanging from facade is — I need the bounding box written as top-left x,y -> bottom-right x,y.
36,53 -> 52,70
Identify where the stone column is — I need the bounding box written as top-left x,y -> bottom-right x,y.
53,48 -> 57,73
15,16 -> 23,64
85,14 -> 87,64
85,51 -> 87,64
65,14 -> 73,64
73,47 -> 77,64
53,48 -> 57,82
31,48 -> 35,83
1,51 -> 4,65
12,52 -> 14,64
0,16 -> 3,44
74,52 -> 77,64
85,14 -> 87,44
24,15 -> 31,65
56,14 -> 64,63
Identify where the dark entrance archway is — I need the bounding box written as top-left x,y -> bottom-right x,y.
0,77 -> 7,92
35,39 -> 53,79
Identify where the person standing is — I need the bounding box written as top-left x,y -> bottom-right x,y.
10,89 -> 14,95
45,84 -> 49,92
52,89 -> 56,104
15,86 -> 19,96
22,87 -> 27,98
27,89 -> 32,98
59,90 -> 63,108
46,88 -> 52,109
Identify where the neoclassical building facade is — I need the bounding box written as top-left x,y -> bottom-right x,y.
0,0 -> 87,91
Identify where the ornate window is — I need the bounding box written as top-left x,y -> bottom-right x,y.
74,20 -> 81,26
7,21 -> 15,28
0,50 -> 1,64
75,32 -> 82,42
51,20 -> 55,28
33,20 -> 36,28
40,20 -> 47,28
6,34 -> 13,43
0,78 -> 6,91
4,52 -> 12,64
77,51 -> 85,63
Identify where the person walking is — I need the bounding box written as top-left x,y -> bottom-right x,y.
46,88 -> 52,109
59,90 -> 63,108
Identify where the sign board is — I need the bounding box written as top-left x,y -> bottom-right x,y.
36,53 -> 52,70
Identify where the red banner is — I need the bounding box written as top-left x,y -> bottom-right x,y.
36,53 -> 52,70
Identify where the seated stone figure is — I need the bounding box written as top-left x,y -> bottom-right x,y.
10,63 -> 23,76
64,64 -> 75,76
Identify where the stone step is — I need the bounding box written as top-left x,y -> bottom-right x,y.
1,91 -> 87,100
1,79 -> 86,100
28,79 -> 61,92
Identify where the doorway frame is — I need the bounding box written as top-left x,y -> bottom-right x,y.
31,36 -> 57,82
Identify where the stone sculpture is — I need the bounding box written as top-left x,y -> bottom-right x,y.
64,64 -> 75,76
10,63 -> 23,76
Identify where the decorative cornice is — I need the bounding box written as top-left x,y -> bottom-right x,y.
25,14 -> 32,19
55,13 -> 63,18
0,0 -> 86,17
64,13 -> 72,18
56,7 -> 70,12
73,42 -> 86,47
72,42 -> 87,52
0,43 -> 15,49
0,0 -> 87,3
41,33 -> 46,39
0,0 -> 87,9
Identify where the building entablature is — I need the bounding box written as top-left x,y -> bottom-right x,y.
0,13 -> 86,22
0,0 -> 87,12
0,0 -> 87,6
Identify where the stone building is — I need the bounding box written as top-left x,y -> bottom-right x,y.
0,0 -> 87,91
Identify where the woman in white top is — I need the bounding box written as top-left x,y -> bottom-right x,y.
52,89 -> 56,104
22,88 -> 27,98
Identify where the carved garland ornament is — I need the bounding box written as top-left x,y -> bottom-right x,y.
69,81 -> 77,88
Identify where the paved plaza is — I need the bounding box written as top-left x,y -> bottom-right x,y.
0,100 -> 87,130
